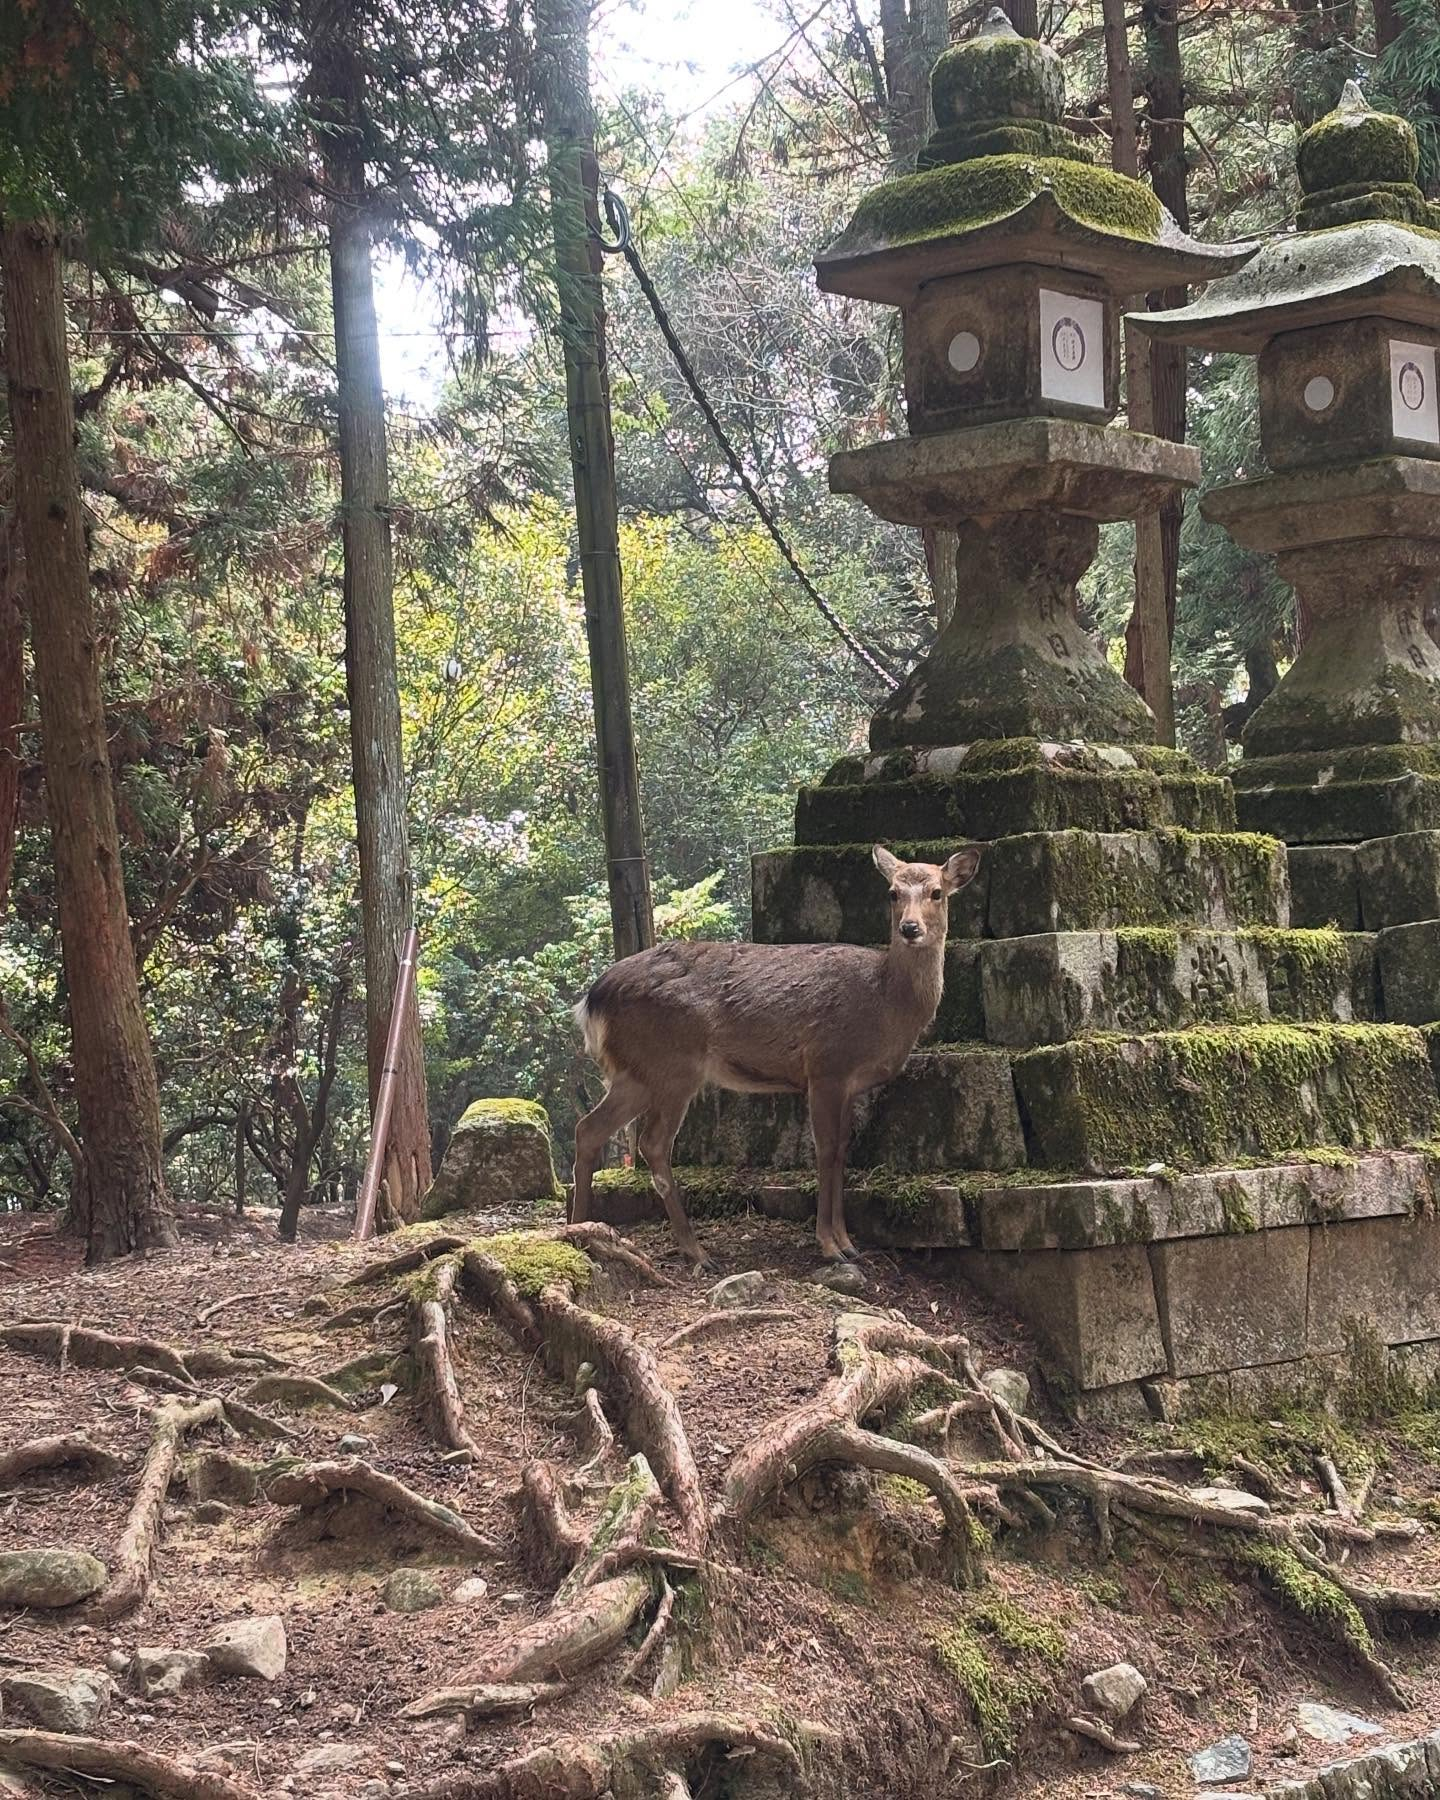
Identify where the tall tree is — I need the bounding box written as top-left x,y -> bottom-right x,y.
304,3 -> 432,1229
0,0 -> 264,1256
1,219 -> 176,1256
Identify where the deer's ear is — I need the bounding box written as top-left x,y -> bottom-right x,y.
872,845 -> 902,882
941,847 -> 982,892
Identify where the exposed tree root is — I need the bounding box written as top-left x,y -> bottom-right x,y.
557,1454 -> 662,1595
2,1320 -> 191,1382
545,1223 -> 676,1287
459,1248 -> 545,1351
122,1366 -> 298,1441
195,1289 -> 284,1327
345,1234 -> 469,1287
572,1387 -> 614,1474
398,1679 -> 570,1722
406,1711 -> 808,1800
323,1295 -> 406,1331
85,1396 -> 226,1623
1066,1714 -> 1139,1754
721,1312 -> 977,1571
660,1307 -> 800,1352
0,1729 -> 256,1800
622,1570 -> 675,1686
240,1371 -> 354,1410
519,1461 -> 591,1583
0,1432 -> 121,1482
264,1455 -> 497,1555
410,1257 -> 478,1458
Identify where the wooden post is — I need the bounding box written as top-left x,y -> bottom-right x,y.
539,0 -> 654,963
352,928 -> 420,1242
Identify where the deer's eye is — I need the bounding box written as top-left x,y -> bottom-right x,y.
931,888 -> 943,901
888,888 -> 898,902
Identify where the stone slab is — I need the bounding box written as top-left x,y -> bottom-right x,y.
1287,844 -> 1361,930
974,1151 -> 1435,1251
1150,1227 -> 1311,1376
752,830 -> 1289,945
934,942 -> 984,1041
1308,1215 -> 1440,1353
1013,1022 -> 1438,1172
795,764 -> 1233,845
676,1046 -> 1026,1173
958,1242 -> 1168,1388
586,1168 -> 971,1249
1377,919 -> 1440,1023
1252,929 -> 1378,1023
1236,775 -> 1440,844
1356,830 -> 1440,929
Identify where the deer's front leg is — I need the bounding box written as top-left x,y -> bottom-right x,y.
809,1081 -> 849,1263
832,1092 -> 857,1259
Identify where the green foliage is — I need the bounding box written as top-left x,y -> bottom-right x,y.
472,1230 -> 593,1297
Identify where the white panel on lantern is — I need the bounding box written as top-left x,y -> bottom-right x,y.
1039,289 -> 1104,409
1390,340 -> 1440,446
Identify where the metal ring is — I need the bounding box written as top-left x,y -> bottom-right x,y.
596,188 -> 631,254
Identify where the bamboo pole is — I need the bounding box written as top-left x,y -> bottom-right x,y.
352,927 -> 420,1242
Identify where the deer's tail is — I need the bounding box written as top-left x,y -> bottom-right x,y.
572,990 -> 610,1069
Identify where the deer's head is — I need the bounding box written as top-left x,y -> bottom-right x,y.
873,845 -> 982,949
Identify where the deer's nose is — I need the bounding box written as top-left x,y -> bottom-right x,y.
900,920 -> 923,941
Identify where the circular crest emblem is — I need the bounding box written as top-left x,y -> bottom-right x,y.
1399,360 -> 1426,412
1052,316 -> 1086,373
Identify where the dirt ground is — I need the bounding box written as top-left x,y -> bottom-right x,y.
3,1198 -> 1440,1799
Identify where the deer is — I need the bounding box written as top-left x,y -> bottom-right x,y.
570,844 -> 982,1268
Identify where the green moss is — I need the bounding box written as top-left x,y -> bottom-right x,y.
837,154 -> 1163,257
1112,926 -> 1181,960
970,1594 -> 1066,1664
1241,1541 -> 1375,1659
1297,105 -> 1420,195
456,1097 -> 553,1136
473,1230 -> 592,1296
592,1164 -> 755,1221
933,1623 -> 1025,1761
879,1474 -> 933,1507
822,1569 -> 873,1606
1072,1570 -> 1129,1612
930,31 -> 1064,132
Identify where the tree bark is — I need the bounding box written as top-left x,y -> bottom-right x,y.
0,485 -> 26,909
1373,0 -> 1403,52
0,218 -> 175,1259
309,13 -> 431,1226
1001,0 -> 1039,34
1120,0 -> 1186,745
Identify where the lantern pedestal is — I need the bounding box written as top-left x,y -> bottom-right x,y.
830,418 -> 1193,750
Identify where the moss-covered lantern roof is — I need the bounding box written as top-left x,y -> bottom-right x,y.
815,8 -> 1253,306
1136,83 -> 1440,354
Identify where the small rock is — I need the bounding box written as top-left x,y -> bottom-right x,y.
809,1263 -> 866,1295
499,1591 -> 525,1607
1080,1661 -> 1146,1721
0,1668 -> 112,1733
1187,1486 -> 1270,1517
192,1743 -> 258,1773
161,1505 -> 184,1525
132,1647 -> 210,1697
1296,1700 -> 1383,1744
572,1362 -> 596,1396
452,1576 -> 489,1604
980,1368 -> 1030,1416
294,1744 -> 365,1778
0,1548 -> 108,1609
1119,1786 -> 1164,1799
383,1567 -> 443,1613
299,1687 -> 317,1708
204,1615 -> 287,1680
1191,1734 -> 1252,1784
337,1434 -> 372,1455
194,1501 -> 232,1525
300,1294 -> 332,1316
385,1764 -> 405,1778
104,1649 -> 131,1674
135,1713 -> 156,1727
360,1785 -> 390,1800
706,1270 -> 766,1309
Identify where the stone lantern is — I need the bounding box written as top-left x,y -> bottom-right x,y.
813,7 -> 1251,754
1133,83 -> 1440,849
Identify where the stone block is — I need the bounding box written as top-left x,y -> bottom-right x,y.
984,829 -> 1287,938
1308,1215 -> 1440,1353
1150,1228 -> 1310,1376
423,1099 -> 560,1218
677,1046 -> 1024,1172
933,941 -> 984,1040
1013,1022 -> 1437,1172
1390,1339 -> 1440,1398
1226,1353 -> 1349,1413
958,1243 -> 1167,1388
979,929 -> 1267,1048
1357,830 -> 1440,929
1251,928 -> 1378,1022
1287,844 -> 1361,930
1378,919 -> 1440,1023
1237,775 -> 1440,844
751,843 -> 988,944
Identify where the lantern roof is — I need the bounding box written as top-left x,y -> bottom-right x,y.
815,9 -> 1252,306
1136,84 -> 1440,354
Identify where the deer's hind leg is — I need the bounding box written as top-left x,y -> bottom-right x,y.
809,1081 -> 857,1263
637,1076 -> 709,1271
571,1072 -> 649,1224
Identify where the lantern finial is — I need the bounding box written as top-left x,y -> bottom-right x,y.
1296,82 -> 1425,229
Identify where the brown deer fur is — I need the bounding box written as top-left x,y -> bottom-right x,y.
571,845 -> 981,1265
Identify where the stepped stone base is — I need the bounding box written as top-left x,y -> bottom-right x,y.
1288,830 -> 1440,931
1233,744 -> 1440,842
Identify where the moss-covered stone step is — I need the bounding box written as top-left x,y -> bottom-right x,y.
1014,1021 -> 1438,1171
675,1045 -> 1025,1173
978,926 -> 1375,1047
1233,743 -> 1440,843
1292,831 -> 1440,931
589,1166 -> 971,1249
972,1147 -> 1435,1251
1378,920 -> 1440,1024
752,828 -> 1288,945
795,740 -> 1233,844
